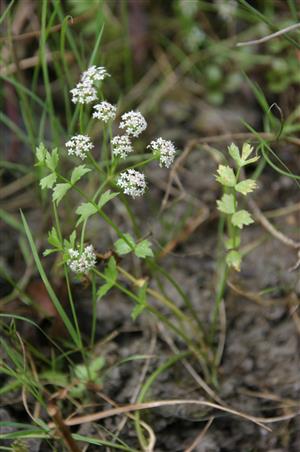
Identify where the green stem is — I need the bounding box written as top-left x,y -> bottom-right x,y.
90,272 -> 97,348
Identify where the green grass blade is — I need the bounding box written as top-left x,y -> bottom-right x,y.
20,211 -> 80,347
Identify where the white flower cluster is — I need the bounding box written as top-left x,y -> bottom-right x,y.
82,66 -> 110,83
70,81 -> 97,105
70,66 -> 110,104
120,111 -> 147,138
117,169 -> 146,198
93,101 -> 117,122
65,134 -> 94,160
148,137 -> 176,168
67,245 -> 97,274
112,135 -> 133,159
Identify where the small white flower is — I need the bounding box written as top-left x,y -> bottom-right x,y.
148,137 -> 176,168
93,101 -> 117,122
120,111 -> 147,138
65,134 -> 94,160
67,244 -> 97,274
117,169 -> 146,198
70,80 -> 97,104
81,65 -> 110,84
111,135 -> 134,159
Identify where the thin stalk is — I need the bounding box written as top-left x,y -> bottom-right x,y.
90,272 -> 97,347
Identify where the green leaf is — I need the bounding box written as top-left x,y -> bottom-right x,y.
45,148 -> 59,171
97,282 -> 113,299
70,165 -> 91,185
97,257 -> 118,299
217,193 -> 235,214
40,370 -> 68,387
235,179 -> 257,195
40,173 -> 57,190
216,165 -> 236,187
228,143 -> 242,166
114,233 -> 135,256
89,356 -> 105,376
241,143 -> 254,161
74,364 -> 88,380
98,190 -> 119,209
36,142 -> 47,163
106,256 -> 117,281
47,227 -> 61,249
131,303 -> 146,321
134,240 -> 154,259
231,209 -> 254,229
52,183 -> 71,205
226,250 -> 242,271
241,143 -> 259,165
76,202 -> 98,225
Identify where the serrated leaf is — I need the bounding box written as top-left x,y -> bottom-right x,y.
97,257 -> 118,299
98,190 -> 119,209
114,233 -> 135,256
52,183 -> 71,205
89,356 -> 105,376
36,142 -> 47,163
134,240 -> 154,259
131,303 -> 146,321
228,143 -> 242,166
45,148 -> 59,171
97,282 -> 113,299
74,364 -> 88,380
69,231 -> 76,248
63,230 -> 77,252
235,179 -> 257,195
47,227 -> 61,249
226,250 -> 242,271
231,209 -> 254,229
216,165 -> 236,187
240,143 -> 259,166
217,193 -> 235,214
70,165 -> 91,185
76,202 -> 97,225
241,143 -> 254,161
106,256 -> 117,281
40,173 -> 57,190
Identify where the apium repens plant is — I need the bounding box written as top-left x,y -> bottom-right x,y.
216,143 -> 259,271
35,65 -> 177,327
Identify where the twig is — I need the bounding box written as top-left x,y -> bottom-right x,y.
0,10 -> 93,43
47,401 -> 81,452
237,23 -> 300,47
248,198 -> 300,249
184,417 -> 214,452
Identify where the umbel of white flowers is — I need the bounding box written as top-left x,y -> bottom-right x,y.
120,111 -> 147,138
67,245 -> 97,274
148,137 -> 176,168
65,134 -> 94,160
70,65 -> 110,104
93,101 -> 117,122
111,135 -> 133,159
117,169 -> 146,198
